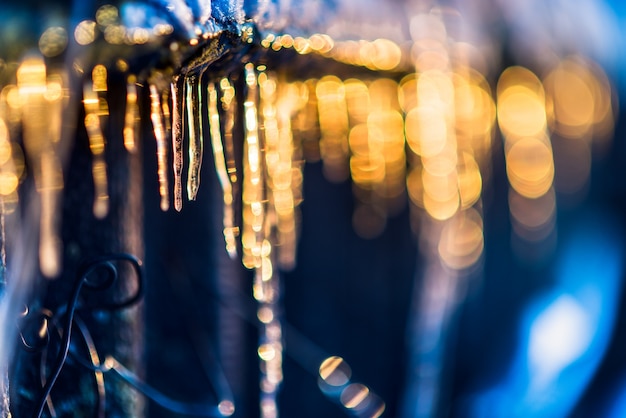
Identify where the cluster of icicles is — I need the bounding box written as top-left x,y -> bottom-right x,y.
0,10 -> 617,416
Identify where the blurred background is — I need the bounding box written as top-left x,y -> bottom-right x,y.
1,0 -> 626,417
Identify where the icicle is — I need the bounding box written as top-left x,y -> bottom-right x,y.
124,74 -> 139,153
242,63 -> 264,270
185,73 -> 203,201
171,75 -> 184,211
149,84 -> 170,211
17,57 -> 64,276
208,82 -> 237,258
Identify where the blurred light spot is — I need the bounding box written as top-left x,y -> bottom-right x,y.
0,139 -> 14,167
398,74 -> 417,112
38,27 -> 68,57
280,34 -> 294,48
319,356 -> 351,386
218,400 -> 235,416
529,295 -> 593,384
457,152 -> 482,209
257,306 -> 274,324
316,76 -> 349,182
258,344 -> 276,361
405,107 -> 447,157
5,85 -> 23,110
370,38 -> 402,71
438,208 -> 484,270
345,79 -> 370,124
340,383 -> 370,409
544,59 -> 595,139
498,85 -> 546,138
153,23 -> 173,36
422,160 -> 457,202
506,137 -> 554,198
497,67 -> 546,139
423,192 -> 459,221
44,79 -> 63,102
96,5 -> 119,26
74,20 -> 97,45
104,25 -> 126,44
0,119 -> 10,165
0,172 -> 18,195
407,167 -> 424,208
39,230 -> 61,278
130,27 -> 150,44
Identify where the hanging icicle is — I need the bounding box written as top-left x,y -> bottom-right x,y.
186,73 -> 204,201
17,56 -> 64,276
171,75 -> 185,212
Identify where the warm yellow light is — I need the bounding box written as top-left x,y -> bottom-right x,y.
104,25 -> 126,45
498,85 -> 546,139
406,166 -> 424,208
438,208 -> 484,270
423,192 -> 459,221
74,20 -> 97,45
258,344 -> 276,361
398,74 -> 417,113
506,137 -> 554,198
344,79 -> 370,124
0,172 -> 18,195
457,152 -> 482,209
96,4 -> 119,26
0,119 -> 10,165
340,384 -> 370,409
319,356 -> 352,386
316,76 -> 349,182
39,26 -> 68,57
370,38 -> 402,71
497,67 -> 546,139
405,107 -> 447,157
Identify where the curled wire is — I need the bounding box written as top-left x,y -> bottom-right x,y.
29,253 -> 143,418
20,253 -> 232,418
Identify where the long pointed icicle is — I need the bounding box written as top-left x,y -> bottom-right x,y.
149,84 -> 170,211
186,73 -> 203,201
208,82 -> 237,258
171,75 -> 184,211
